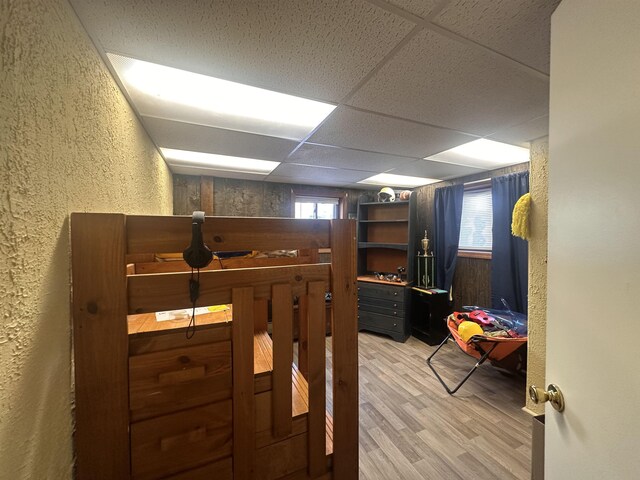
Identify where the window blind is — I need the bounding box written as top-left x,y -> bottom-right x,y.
458,188 -> 493,250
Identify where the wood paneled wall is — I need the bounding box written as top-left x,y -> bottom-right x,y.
174,165 -> 529,310
173,175 -> 374,218
451,256 -> 491,311
414,162 -> 529,309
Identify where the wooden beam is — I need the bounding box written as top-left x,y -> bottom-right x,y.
232,287 -> 255,480
71,213 -> 130,479
132,255 -> 316,275
126,216 -> 330,254
307,280 -> 327,478
271,283 -> 294,438
329,220 -> 359,479
127,264 -> 330,314
297,293 -> 309,380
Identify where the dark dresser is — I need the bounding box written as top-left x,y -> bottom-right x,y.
357,278 -> 411,342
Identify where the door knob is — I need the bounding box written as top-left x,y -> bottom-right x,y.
529,384 -> 565,412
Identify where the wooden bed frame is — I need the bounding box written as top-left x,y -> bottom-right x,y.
70,213 -> 358,480
127,249 -> 320,275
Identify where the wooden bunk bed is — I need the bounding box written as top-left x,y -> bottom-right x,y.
70,213 -> 358,480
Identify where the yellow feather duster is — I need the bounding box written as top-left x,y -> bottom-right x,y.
511,193 -> 531,240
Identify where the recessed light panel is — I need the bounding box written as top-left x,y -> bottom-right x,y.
161,148 -> 279,175
107,54 -> 336,141
426,139 -> 529,169
358,173 -> 440,188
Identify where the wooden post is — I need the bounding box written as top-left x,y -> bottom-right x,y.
232,287 -> 255,479
271,283 -> 293,438
330,220 -> 359,479
307,280 -> 327,478
71,213 -> 130,479
297,294 -> 309,380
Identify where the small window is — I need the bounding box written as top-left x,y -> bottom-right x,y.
294,196 -> 339,219
459,187 -> 492,251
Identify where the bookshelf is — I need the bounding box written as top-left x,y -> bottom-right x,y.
356,196 -> 416,342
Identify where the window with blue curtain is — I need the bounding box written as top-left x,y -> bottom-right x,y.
491,171 -> 529,313
434,184 -> 464,293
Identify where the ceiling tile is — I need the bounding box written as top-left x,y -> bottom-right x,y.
388,159 -> 485,179
344,182 -> 399,190
143,117 -> 297,161
265,176 -> 353,187
488,115 -> 549,147
383,0 -> 439,19
433,0 -> 562,74
168,164 -> 270,182
347,28 -> 549,136
308,106 -> 477,157
426,144 -> 529,170
70,0 -> 415,103
269,163 -> 373,183
286,143 -> 415,172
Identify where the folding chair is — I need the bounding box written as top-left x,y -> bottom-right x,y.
427,315 -> 527,395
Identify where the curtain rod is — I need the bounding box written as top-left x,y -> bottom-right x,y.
464,178 -> 491,186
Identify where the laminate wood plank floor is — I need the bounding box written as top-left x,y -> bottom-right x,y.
324,332 -> 532,480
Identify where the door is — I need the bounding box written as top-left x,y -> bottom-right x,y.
546,1 -> 640,478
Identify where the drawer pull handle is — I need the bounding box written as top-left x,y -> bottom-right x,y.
393,303 -> 397,307
158,365 -> 206,385
394,292 -> 398,296
160,426 -> 207,452
393,323 -> 397,327
393,312 -> 397,316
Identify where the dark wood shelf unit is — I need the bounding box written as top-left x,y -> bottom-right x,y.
358,242 -> 409,250
358,200 -> 411,206
358,219 -> 409,223
356,196 -> 417,342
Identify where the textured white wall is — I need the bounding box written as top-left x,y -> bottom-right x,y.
525,137 -> 548,414
0,1 -> 172,478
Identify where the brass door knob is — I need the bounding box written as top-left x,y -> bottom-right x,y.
529,384 -> 565,412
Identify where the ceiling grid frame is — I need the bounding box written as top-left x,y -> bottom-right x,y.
71,0 -> 559,188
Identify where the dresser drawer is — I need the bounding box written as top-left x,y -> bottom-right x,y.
358,295 -> 404,310
358,302 -> 403,318
131,400 -> 232,480
358,310 -> 403,333
129,342 -> 232,421
357,281 -> 405,301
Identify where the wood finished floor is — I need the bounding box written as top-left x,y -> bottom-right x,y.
327,332 -> 532,480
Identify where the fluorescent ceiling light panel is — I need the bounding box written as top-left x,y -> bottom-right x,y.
107,53 -> 336,141
426,139 -> 530,169
161,148 -> 279,175
358,173 -> 440,188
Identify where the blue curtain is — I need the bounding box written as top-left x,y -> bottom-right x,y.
434,184 -> 464,292
491,172 -> 529,313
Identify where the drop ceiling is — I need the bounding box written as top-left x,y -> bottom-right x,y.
70,0 -> 560,189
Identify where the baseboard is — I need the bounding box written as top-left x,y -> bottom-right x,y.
521,405 -> 541,416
